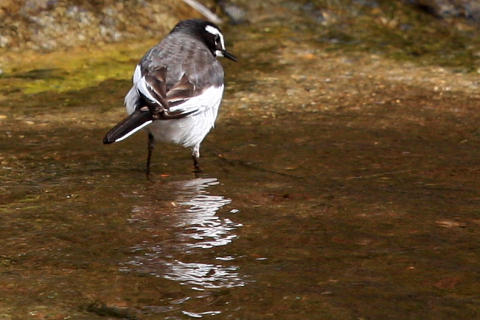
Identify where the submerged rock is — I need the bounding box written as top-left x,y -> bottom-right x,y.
406,0 -> 480,22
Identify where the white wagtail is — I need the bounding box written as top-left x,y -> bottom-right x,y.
103,19 -> 236,176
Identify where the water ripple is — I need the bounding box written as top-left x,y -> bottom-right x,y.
121,177 -> 245,293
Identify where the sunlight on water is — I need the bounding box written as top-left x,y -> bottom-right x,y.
164,261 -> 242,290
170,178 -> 240,251
121,178 -> 245,294
182,310 -> 222,317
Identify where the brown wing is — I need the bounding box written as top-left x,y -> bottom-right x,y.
166,74 -> 195,107
139,68 -> 196,119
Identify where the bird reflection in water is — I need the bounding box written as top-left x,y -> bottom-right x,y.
121,178 -> 245,291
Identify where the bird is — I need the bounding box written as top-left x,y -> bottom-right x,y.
103,19 -> 236,177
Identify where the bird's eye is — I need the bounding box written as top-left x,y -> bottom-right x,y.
214,35 -> 220,44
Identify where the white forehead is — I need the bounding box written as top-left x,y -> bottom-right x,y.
205,25 -> 221,36
205,25 -> 225,49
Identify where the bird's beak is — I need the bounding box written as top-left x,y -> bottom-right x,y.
223,50 -> 237,62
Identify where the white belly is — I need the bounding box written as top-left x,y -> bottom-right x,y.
147,106 -> 218,149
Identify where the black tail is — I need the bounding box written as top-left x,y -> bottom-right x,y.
103,110 -> 154,144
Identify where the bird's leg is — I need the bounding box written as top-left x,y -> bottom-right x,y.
192,145 -> 202,176
146,133 -> 155,179
192,155 -> 201,172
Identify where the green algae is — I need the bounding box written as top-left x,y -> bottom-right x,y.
0,42 -> 157,95
1,0 -> 479,100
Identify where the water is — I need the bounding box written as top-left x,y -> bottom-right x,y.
122,178 -> 245,291
1,1 -> 480,319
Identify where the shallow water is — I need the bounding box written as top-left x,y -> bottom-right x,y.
2,2 -> 480,319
